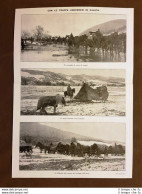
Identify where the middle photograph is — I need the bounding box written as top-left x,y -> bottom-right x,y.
21,68 -> 125,116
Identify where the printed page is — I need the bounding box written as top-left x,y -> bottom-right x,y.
12,7 -> 134,178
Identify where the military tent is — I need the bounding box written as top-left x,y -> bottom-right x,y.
74,83 -> 108,101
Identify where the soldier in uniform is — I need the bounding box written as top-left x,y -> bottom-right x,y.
67,84 -> 72,96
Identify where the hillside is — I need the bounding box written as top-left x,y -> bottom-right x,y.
20,123 -> 124,146
21,69 -> 74,85
21,69 -> 125,86
80,19 -> 126,36
20,122 -> 95,145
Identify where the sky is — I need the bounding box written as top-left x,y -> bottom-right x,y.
22,14 -> 126,37
24,68 -> 125,79
40,122 -> 125,143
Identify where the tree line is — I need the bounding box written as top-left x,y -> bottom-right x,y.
21,25 -> 126,56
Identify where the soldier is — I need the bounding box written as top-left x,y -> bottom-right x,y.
67,84 -> 72,96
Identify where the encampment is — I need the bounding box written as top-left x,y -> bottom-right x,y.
74,83 -> 109,102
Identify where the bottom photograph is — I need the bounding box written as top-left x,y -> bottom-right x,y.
19,122 -> 125,171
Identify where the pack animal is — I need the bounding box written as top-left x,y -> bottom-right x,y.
20,146 -> 33,153
37,94 -> 66,113
35,142 -> 51,154
95,86 -> 109,102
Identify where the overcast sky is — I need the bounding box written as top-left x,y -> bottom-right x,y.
40,122 -> 125,143
23,68 -> 125,79
22,14 -> 126,37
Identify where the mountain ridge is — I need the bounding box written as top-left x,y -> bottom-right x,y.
20,122 -> 124,146
79,19 -> 126,36
21,69 -> 125,86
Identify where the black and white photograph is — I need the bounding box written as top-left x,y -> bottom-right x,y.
19,122 -> 125,171
21,14 -> 126,62
21,68 -> 125,116
12,7 -> 134,178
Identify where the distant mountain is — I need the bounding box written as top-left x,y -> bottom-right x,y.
80,19 -> 126,36
21,69 -> 71,83
20,122 -> 94,145
71,74 -> 124,83
21,69 -> 125,86
20,123 -> 124,146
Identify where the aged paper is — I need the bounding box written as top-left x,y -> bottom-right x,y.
12,7 -> 134,178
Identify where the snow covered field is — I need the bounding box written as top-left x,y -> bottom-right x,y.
21,85 -> 125,116
19,150 -> 125,171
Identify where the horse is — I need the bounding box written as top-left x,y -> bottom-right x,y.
64,88 -> 75,99
48,143 -> 57,154
20,146 -> 33,153
20,146 -> 33,157
56,142 -> 70,155
35,142 -> 50,154
37,94 -> 66,113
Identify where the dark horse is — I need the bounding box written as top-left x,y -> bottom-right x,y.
64,88 -> 75,99
20,146 -> 33,153
56,142 -> 70,155
20,146 -> 33,157
35,142 -> 51,154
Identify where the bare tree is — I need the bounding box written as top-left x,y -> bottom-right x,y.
33,25 -> 44,41
21,30 -> 31,40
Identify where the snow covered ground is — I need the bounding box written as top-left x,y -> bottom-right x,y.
21,85 -> 125,116
19,150 -> 125,171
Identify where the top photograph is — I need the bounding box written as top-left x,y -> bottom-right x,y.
21,14 -> 126,62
